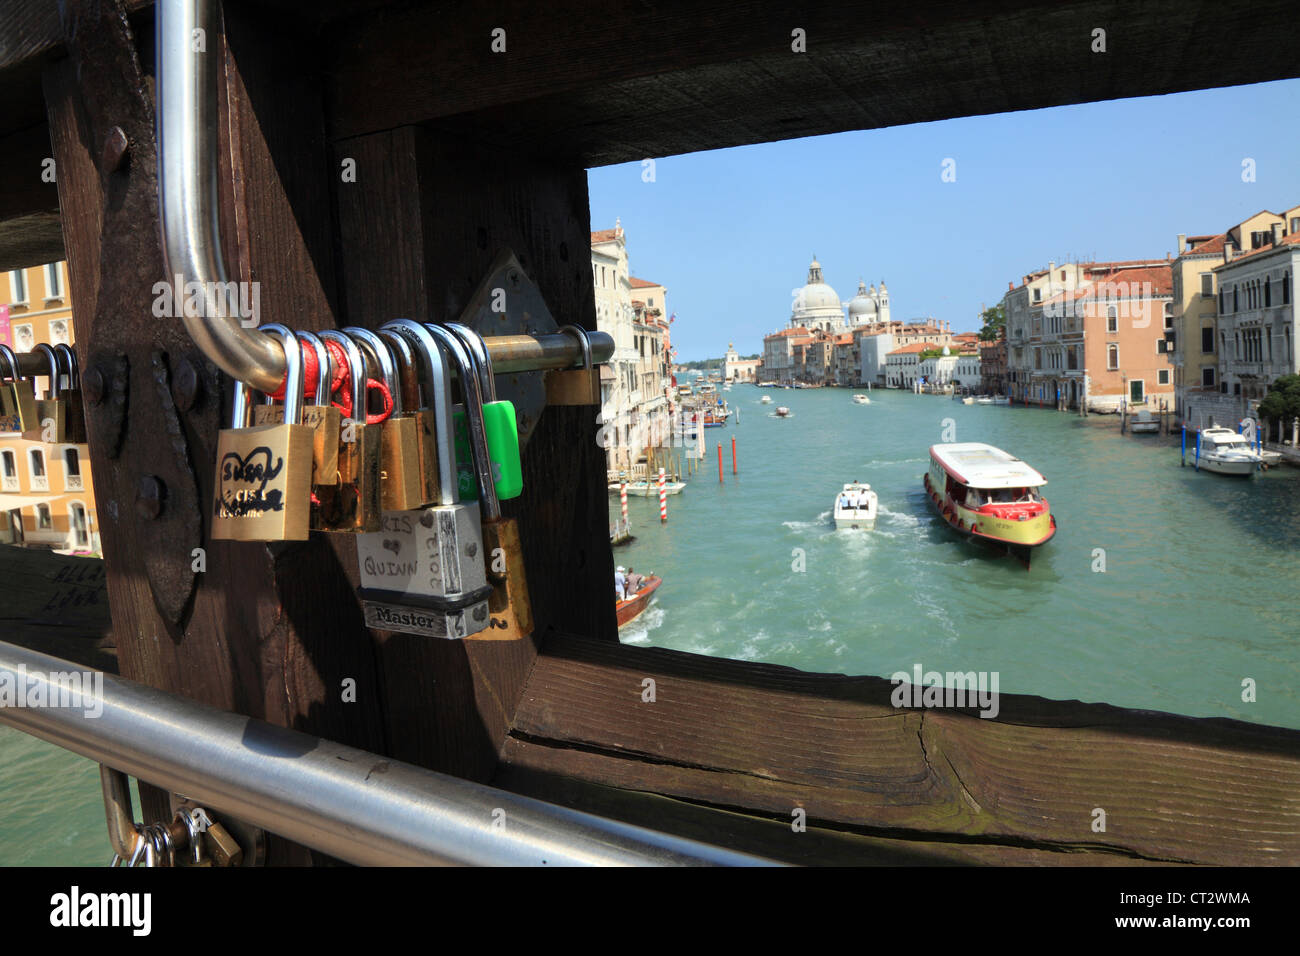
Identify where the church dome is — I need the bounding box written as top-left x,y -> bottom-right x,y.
792,256 -> 844,326
848,280 -> 877,317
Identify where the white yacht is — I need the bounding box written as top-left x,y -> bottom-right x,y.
853,394 -> 871,405
1197,427 -> 1262,476
833,482 -> 878,530
760,395 -> 772,404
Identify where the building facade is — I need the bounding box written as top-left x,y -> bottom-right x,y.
1,262 -> 100,553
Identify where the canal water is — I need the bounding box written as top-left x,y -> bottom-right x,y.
615,385 -> 1300,730
4,383 -> 1298,864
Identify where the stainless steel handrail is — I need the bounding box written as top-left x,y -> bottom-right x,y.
0,642 -> 775,867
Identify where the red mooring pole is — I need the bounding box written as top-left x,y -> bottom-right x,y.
717,443 -> 724,483
731,436 -> 737,475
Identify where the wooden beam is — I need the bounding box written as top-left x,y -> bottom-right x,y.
503,634 -> 1300,865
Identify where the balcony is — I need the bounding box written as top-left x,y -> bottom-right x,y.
30,475 -> 49,492
1,475 -> 17,493
65,474 -> 84,492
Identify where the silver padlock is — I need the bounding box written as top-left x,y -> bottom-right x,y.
352,319 -> 491,639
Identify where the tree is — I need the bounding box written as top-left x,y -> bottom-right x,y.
1258,374 -> 1300,433
978,304 -> 1006,342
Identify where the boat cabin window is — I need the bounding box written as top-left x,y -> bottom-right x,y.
976,486 -> 1041,505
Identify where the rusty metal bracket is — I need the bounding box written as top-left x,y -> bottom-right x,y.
455,250 -> 559,447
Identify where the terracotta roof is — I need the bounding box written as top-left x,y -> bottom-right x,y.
834,333 -> 854,345
765,326 -> 812,339
1181,234 -> 1226,256
1216,231 -> 1300,265
887,342 -> 931,355
590,229 -> 619,244
629,277 -> 660,288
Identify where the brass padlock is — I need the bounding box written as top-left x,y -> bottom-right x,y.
28,344 -> 66,443
314,330 -> 381,532
429,324 -> 533,640
211,327 -> 314,541
380,323 -> 442,507
252,327 -> 340,489
0,345 -> 37,431
54,344 -> 87,444
545,324 -> 601,405
347,326 -> 425,512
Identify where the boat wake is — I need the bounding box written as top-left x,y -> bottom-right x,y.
619,604 -> 665,645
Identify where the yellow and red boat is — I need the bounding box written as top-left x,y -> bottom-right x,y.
923,443 -> 1056,566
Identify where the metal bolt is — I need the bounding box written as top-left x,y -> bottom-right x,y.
101,126 -> 129,174
174,359 -> 201,411
136,475 -> 165,520
83,367 -> 106,405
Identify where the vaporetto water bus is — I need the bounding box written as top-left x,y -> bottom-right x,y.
924,442 -> 1057,566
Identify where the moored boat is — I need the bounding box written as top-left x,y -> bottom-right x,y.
1130,409 -> 1159,434
1196,427 -> 1262,476
833,482 -> 877,530
923,442 -> 1056,566
617,574 -> 661,627
608,479 -> 687,496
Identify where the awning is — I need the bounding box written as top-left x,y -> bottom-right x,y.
0,494 -> 60,510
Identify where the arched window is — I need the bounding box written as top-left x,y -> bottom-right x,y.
36,504 -> 51,529
69,502 -> 89,547
1265,277 -> 1271,307
1233,286 -> 1239,311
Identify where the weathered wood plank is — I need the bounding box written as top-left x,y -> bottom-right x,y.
0,545 -> 115,672
495,740 -> 1181,866
505,634 -> 1300,864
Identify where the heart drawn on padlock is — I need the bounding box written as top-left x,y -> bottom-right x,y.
215,446 -> 286,518
382,539 -> 401,555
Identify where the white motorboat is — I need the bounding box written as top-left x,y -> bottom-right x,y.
1130,409 -> 1159,434
774,406 -> 791,417
975,396 -> 995,405
1196,427 -> 1262,476
608,479 -> 687,496
853,394 -> 871,405
961,396 -> 974,405
991,396 -> 1010,406
833,482 -> 878,530
760,395 -> 772,404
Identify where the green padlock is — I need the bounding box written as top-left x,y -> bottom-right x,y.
441,323 -> 523,501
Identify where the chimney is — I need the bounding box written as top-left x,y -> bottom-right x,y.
1177,233 -> 1186,255
1008,281 -> 1014,291
1224,243 -> 1234,264
1272,222 -> 1283,244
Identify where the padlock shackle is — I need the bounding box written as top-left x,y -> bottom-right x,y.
264,327 -> 305,425
446,323 -> 496,404
319,330 -> 367,424
558,324 -> 594,372
377,328 -> 421,414
426,324 -> 500,521
53,344 -> 78,393
257,324 -> 296,406
0,344 -> 18,382
382,320 -> 457,506
344,327 -> 402,417
33,343 -> 60,400
297,331 -> 332,407
230,379 -> 253,429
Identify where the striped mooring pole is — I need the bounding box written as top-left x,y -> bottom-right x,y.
658,468 -> 667,523
620,480 -> 628,527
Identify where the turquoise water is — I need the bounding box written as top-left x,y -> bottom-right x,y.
615,385 -> 1300,729
4,383 -> 1298,865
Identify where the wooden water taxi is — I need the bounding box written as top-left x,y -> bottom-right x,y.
833,482 -> 877,529
617,574 -> 661,627
923,443 -> 1056,565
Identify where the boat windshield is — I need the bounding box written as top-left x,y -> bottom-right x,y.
969,486 -> 1041,507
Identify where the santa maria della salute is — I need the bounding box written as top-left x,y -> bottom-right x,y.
789,256 -> 890,333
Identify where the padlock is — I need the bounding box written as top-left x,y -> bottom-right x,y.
251,326 -> 340,489
429,325 -> 533,641
314,330 -> 381,532
27,344 -> 66,443
446,322 -> 523,501
354,321 -> 491,639
53,344 -> 87,444
546,323 -> 601,405
379,323 -> 441,507
0,345 -> 38,431
211,327 -> 313,541
346,326 -> 425,512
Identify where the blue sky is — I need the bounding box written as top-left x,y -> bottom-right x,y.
588,79 -> 1300,362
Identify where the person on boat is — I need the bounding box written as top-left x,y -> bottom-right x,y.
625,567 -> 644,594
614,567 -> 626,601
